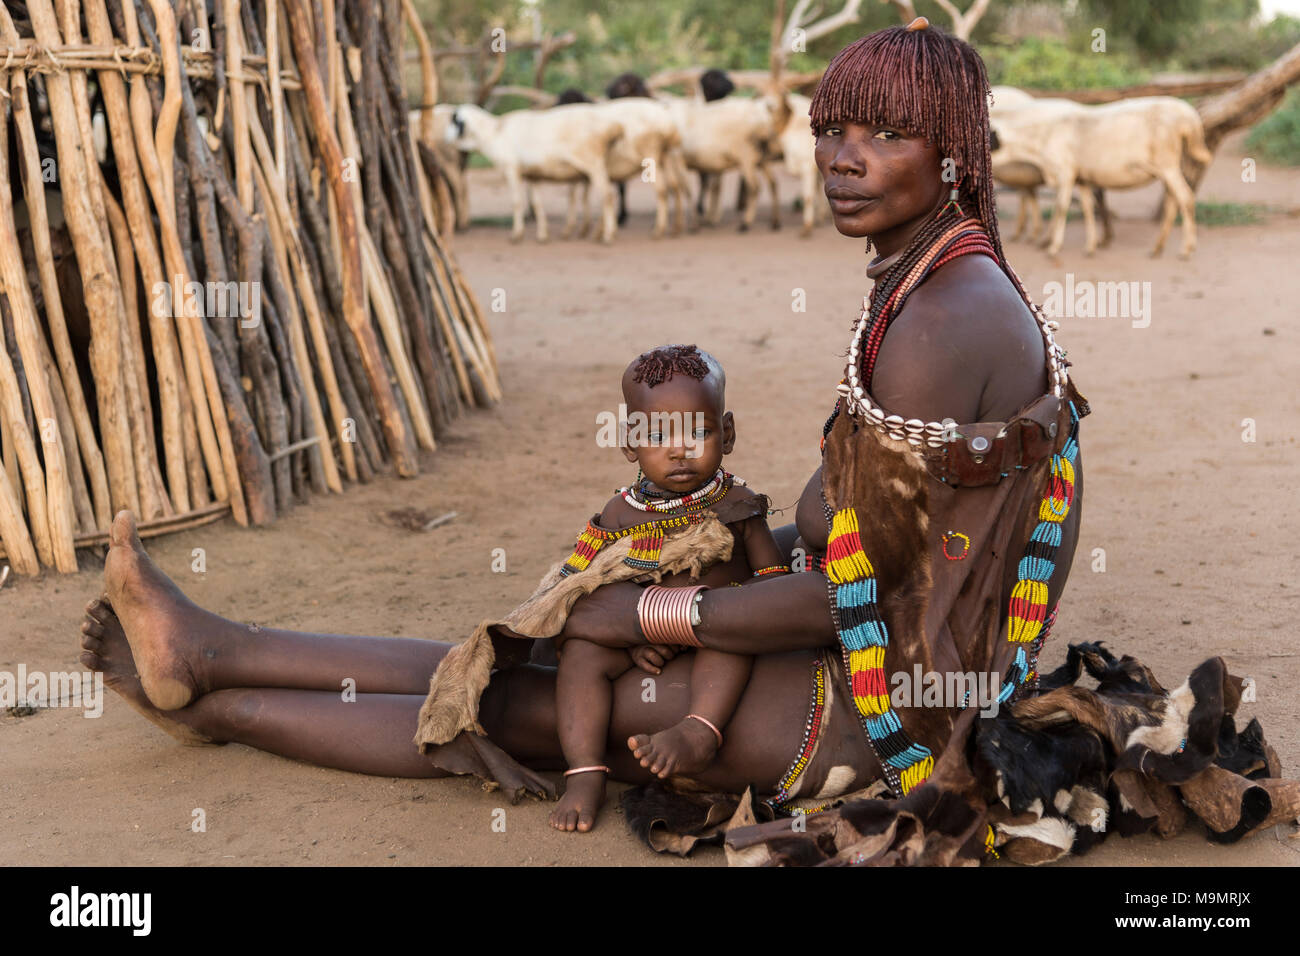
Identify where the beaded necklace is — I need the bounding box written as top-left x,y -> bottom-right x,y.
619,468 -> 734,513
828,214 -> 1070,451
560,470 -> 744,577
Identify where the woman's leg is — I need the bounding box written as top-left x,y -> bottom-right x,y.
101,511 -> 453,710
82,601 -> 564,776
93,512 -> 845,793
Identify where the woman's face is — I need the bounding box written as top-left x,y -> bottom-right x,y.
814,119 -> 948,253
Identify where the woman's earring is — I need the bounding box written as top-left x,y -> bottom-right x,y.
941,176 -> 964,218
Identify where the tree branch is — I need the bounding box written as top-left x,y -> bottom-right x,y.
881,0 -> 918,24
931,0 -> 992,42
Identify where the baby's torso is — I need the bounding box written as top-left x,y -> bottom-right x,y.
597,486 -> 756,588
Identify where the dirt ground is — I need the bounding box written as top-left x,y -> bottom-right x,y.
2,132 -> 1298,867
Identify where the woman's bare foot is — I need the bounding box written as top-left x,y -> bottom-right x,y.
80,598 -> 214,745
103,511 -> 211,711
549,770 -> 606,833
628,717 -> 719,779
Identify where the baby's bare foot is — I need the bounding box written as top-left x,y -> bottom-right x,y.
103,511 -> 211,710
80,598 -> 214,745
548,770 -> 606,833
627,717 -> 719,779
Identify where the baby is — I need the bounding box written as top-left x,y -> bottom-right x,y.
550,344 -> 789,833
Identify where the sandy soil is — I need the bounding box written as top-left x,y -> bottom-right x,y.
2,133 -> 1298,867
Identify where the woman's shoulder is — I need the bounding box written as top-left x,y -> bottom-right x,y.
874,254 -> 1047,423
898,254 -> 1038,345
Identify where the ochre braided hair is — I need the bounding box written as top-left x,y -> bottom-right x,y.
809,23 -> 1006,268
631,344 -> 714,388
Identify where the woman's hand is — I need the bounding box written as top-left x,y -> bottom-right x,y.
557,582 -> 645,649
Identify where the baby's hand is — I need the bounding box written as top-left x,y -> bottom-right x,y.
629,645 -> 678,675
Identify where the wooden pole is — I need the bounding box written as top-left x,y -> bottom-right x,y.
84,0 -> 190,515
247,114 -> 345,492
0,100 -> 77,570
23,0 -> 142,519
284,0 -> 420,477
110,0 -> 231,512
142,0 -> 251,524
3,35 -> 114,530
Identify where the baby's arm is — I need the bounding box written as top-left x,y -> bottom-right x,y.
594,494 -> 675,673
741,511 -> 790,579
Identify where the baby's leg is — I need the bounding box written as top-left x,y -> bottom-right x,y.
628,649 -> 752,779
551,638 -> 633,833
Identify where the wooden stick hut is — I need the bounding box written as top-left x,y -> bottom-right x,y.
0,0 -> 499,576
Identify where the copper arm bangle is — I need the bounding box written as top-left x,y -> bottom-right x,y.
637,584 -> 708,647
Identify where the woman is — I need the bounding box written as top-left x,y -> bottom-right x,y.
84,22 -> 1087,860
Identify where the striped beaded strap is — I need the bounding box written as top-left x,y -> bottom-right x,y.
624,526 -> 666,571
559,513 -> 708,577
752,565 -> 791,577
825,507 -> 933,796
999,401 -> 1080,702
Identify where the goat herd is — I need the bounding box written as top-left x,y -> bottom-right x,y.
421,70 -> 1214,259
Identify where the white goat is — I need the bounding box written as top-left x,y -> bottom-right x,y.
989,90 -> 1090,244
444,102 -> 624,243
665,92 -> 788,231
561,98 -> 692,239
991,95 -> 1211,257
772,93 -> 822,237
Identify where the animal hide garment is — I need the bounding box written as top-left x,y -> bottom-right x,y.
709,644 -> 1300,866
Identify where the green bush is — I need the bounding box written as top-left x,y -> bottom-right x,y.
1245,87 -> 1300,166
981,36 -> 1150,90
1191,202 -> 1269,226
1171,14 -> 1300,71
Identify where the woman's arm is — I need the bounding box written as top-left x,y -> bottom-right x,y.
559,569 -> 836,653
696,569 -> 835,652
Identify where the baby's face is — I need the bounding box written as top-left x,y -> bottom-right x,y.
623,376 -> 733,494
